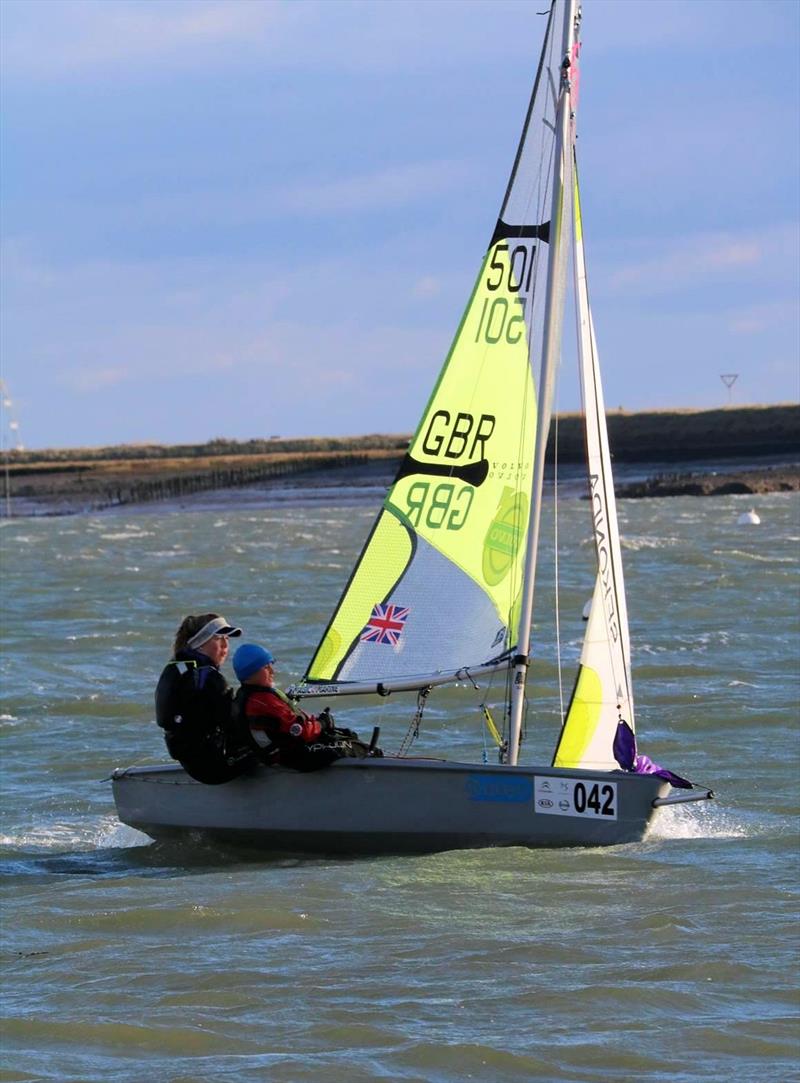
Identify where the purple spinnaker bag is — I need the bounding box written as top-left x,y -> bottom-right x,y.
613,721 -> 693,789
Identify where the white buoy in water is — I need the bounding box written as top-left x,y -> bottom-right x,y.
737,508 -> 761,525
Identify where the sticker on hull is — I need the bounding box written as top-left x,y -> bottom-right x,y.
467,774 -> 533,803
534,776 -> 618,820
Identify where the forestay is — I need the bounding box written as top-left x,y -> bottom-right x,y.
302,4 -> 569,696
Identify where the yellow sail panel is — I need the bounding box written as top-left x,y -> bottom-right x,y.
307,509 -> 412,680
553,664 -> 602,768
305,242 -> 539,686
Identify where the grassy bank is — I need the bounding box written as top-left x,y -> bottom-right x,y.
8,404 -> 798,467
2,404 -> 797,514
555,403 -> 798,462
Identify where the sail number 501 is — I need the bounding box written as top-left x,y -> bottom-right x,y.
475,297 -> 527,344
474,243 -> 535,344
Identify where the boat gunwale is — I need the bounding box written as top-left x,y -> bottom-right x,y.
110,759 -> 668,787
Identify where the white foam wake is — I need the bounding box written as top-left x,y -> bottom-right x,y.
1,815 -> 151,852
648,801 -> 750,840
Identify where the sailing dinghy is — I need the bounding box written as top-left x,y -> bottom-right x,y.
112,0 -> 713,853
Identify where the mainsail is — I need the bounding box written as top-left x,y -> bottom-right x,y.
303,3 -> 568,695
553,159 -> 635,771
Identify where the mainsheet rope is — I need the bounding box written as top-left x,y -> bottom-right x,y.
396,686 -> 431,757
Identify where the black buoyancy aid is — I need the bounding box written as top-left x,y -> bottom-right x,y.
155,656 -> 254,784
156,658 -> 230,737
156,658 -> 201,732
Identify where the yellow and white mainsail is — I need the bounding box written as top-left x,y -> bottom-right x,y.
553,159 -> 635,770
302,3 -> 569,695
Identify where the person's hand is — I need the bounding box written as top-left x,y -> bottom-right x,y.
317,707 -> 335,733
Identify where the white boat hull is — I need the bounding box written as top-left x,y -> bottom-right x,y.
111,758 -> 669,854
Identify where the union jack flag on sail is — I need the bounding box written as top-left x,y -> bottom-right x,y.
361,603 -> 410,646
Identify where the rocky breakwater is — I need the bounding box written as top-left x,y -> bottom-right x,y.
617,464 -> 799,499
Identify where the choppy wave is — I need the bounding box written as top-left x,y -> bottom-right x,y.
621,534 -> 679,551
2,490 -> 798,1083
98,531 -> 154,540
712,548 -> 796,563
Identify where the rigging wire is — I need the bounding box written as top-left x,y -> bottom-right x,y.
461,667 -> 507,765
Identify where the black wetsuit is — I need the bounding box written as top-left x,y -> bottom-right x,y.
155,648 -> 255,784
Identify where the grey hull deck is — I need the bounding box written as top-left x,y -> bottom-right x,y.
112,757 -> 669,855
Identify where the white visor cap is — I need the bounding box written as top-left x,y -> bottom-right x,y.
187,616 -> 243,650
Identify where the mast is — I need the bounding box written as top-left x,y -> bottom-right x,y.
507,0 -> 579,765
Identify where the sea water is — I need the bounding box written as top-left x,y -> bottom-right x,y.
1,487 -> 798,1082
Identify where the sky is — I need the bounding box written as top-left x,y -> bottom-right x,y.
1,0 -> 798,450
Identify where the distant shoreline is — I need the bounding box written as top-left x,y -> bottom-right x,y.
2,404 -> 797,517
3,460 -> 798,518
7,403 -> 799,465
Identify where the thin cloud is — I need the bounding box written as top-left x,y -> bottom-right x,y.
730,315 -> 767,335
727,301 -> 800,337
0,0 -> 542,80
609,225 -> 796,294
277,161 -> 471,216
0,0 -> 283,77
59,159 -> 473,232
586,0 -> 793,55
0,239 -> 57,287
612,236 -> 761,289
413,276 -> 443,299
61,366 -> 130,393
